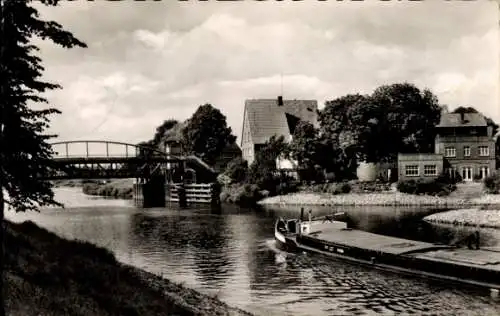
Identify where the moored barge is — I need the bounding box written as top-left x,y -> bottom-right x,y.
274,215 -> 500,293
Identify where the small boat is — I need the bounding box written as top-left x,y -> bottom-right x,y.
274,212 -> 500,293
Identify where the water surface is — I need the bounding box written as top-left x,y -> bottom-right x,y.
6,188 -> 500,316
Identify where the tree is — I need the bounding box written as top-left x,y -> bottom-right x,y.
319,94 -> 368,144
319,94 -> 372,178
369,83 -> 442,162
319,84 -> 443,179
152,119 -> 178,147
223,157 -> 248,183
247,135 -> 288,194
0,0 -> 86,312
181,104 -> 236,165
287,121 -> 328,181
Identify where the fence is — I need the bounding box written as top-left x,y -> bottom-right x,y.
167,183 -> 219,205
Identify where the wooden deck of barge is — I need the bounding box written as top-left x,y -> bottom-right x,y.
415,248 -> 500,272
305,222 -> 451,255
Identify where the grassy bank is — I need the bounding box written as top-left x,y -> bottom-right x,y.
82,179 -> 134,199
258,191 -> 500,207
51,179 -> 85,188
4,219 -> 252,316
424,209 -> 500,229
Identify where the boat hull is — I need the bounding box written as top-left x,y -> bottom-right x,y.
274,220 -> 299,252
274,218 -> 500,291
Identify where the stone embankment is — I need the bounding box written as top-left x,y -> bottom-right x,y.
424,209 -> 500,229
258,192 -> 500,207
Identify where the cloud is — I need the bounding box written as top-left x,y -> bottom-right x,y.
30,0 -> 499,145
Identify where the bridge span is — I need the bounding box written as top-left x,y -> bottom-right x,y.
44,140 -> 219,208
45,140 -> 184,180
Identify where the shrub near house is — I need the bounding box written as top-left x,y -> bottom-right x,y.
397,173 -> 457,196
484,173 -> 500,194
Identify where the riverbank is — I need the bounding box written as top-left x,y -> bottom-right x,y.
4,219 -> 252,316
82,179 -> 134,199
52,179 -> 85,188
258,191 -> 500,207
424,209 -> 500,229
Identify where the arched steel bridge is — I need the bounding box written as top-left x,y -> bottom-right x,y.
44,140 -> 185,180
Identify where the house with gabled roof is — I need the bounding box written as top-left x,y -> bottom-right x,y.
241,96 -> 318,167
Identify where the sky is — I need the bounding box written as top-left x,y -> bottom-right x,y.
34,0 -> 500,146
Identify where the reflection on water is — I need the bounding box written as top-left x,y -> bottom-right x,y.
6,188 -> 500,316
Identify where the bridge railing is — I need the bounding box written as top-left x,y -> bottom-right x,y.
50,140 -> 174,160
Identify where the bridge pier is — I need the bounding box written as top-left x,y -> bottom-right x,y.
133,175 -> 166,208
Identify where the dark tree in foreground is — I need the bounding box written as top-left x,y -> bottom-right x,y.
0,0 -> 86,313
181,104 -> 236,165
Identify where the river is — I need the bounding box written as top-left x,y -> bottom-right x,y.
6,187 -> 500,316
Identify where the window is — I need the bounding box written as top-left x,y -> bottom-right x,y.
445,147 -> 456,157
479,167 -> 490,179
424,165 -> 437,176
405,165 -> 419,177
479,146 -> 489,157
463,146 -> 470,157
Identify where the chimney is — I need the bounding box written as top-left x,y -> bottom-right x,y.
277,95 -> 283,106
460,112 -> 465,123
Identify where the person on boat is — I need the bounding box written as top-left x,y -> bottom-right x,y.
464,231 -> 481,250
277,217 -> 287,234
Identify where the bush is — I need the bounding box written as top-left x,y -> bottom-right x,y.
340,182 -> 351,194
436,171 -> 461,185
350,181 -> 391,193
302,182 -> 351,195
473,174 -> 483,181
484,173 -> 500,194
82,182 -> 133,199
217,174 -> 232,186
397,180 -> 418,194
223,157 -> 248,183
220,183 -> 262,206
397,178 -> 457,196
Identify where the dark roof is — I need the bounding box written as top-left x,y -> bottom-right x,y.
223,141 -> 242,153
243,98 -> 318,144
436,113 -> 487,128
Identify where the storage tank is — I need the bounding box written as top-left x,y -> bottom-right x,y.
356,161 -> 377,182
